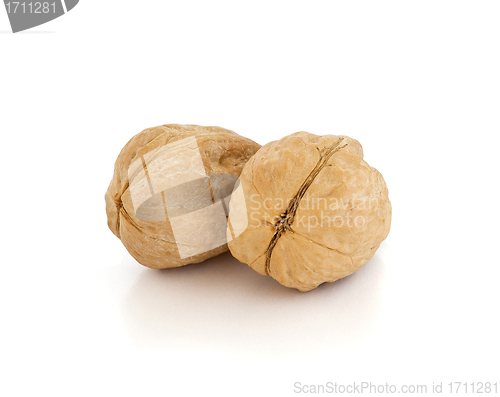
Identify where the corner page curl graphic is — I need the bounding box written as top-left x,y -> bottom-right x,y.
3,0 -> 79,33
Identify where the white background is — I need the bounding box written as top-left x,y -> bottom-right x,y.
1,1 -> 499,396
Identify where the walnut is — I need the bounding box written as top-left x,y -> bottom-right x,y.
227,132 -> 391,291
105,124 -> 261,269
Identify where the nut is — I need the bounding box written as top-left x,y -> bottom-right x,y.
105,124 -> 261,269
227,132 -> 391,291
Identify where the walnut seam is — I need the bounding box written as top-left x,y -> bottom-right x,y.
264,137 -> 348,275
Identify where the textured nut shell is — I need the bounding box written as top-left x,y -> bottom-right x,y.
227,132 -> 391,291
105,124 -> 261,269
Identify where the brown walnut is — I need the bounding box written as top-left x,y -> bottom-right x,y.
227,132 -> 391,291
105,124 -> 261,269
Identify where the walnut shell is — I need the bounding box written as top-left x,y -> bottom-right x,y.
105,124 -> 261,269
227,132 -> 391,291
